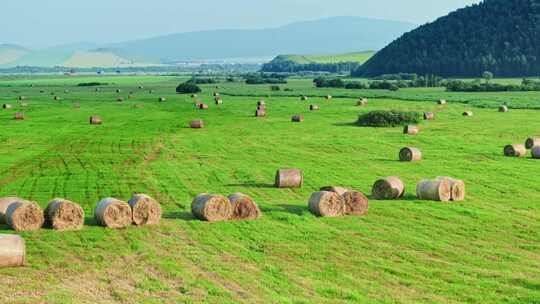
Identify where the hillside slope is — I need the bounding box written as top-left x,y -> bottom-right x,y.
355,0 -> 540,77
261,51 -> 374,73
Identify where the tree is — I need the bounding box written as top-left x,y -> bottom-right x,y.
483,71 -> 494,84
176,82 -> 201,94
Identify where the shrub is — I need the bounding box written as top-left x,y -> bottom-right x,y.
270,85 -> 281,91
176,82 -> 201,94
77,82 -> 107,87
357,110 -> 421,127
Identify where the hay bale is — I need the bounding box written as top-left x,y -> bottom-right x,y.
159,97 -> 166,102
255,109 -> 266,117
462,111 -> 473,117
399,147 -> 422,162
190,120 -> 204,128
258,100 -> 265,106
44,199 -> 84,231
525,137 -> 540,149
148,90 -> 154,94
424,112 -> 435,120
499,105 -> 508,112
436,177 -> 466,201
342,191 -> 369,216
117,97 -> 124,102
128,194 -> 162,226
301,96 -> 308,101
438,99 -> 447,105
310,105 -> 320,111
0,197 -> 24,224
95,88 -> 100,92
292,115 -> 304,122
191,94 -> 197,98
308,191 -> 344,217
54,96 -> 61,101
18,96 -> 26,101
90,116 -> 102,125
357,100 -> 368,106
215,97 -> 223,105
532,146 -> 540,159
372,176 -> 404,200
416,179 -> 451,202
5,201 -> 44,231
325,95 -> 332,100
20,102 -> 28,107
213,92 -> 220,97
116,89 -> 121,93
504,144 -> 527,157
403,125 -> 419,135
94,198 -> 132,228
275,169 -> 303,188
319,186 -> 349,196
3,104 -> 12,109
191,194 -> 232,222
257,105 -> 266,110
0,234 -> 25,268
228,193 -> 261,220
199,103 -> 209,110
14,112 -> 24,120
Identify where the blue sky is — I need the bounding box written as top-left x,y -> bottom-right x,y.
2,0 -> 481,48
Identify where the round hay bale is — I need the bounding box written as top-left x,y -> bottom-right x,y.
436,177 -> 466,201
292,115 -> 304,122
215,97 -> 223,105
325,95 -> 332,100
499,105 -> 508,112
301,96 -> 308,101
319,186 -> 349,196
310,105 -> 320,111
504,144 -> 527,157
190,120 -> 204,128
95,88 -> 100,92
128,194 -> 162,226
20,102 -> 28,107
14,112 -> 24,120
5,201 -> 44,232
424,112 -> 435,120
372,176 -> 405,200
18,96 -> 26,101
403,125 -> 419,135
94,198 -> 132,229
149,90 -> 154,94
213,92 -> 220,97
228,193 -> 261,220
257,104 -> 266,110
357,98 -> 368,106
0,197 -> 24,224
191,194 -> 232,222
44,199 -> 84,231
255,109 -> 266,117
53,96 -> 61,101
308,191 -> 344,217
275,169 -> 303,188
89,116 -> 102,125
0,234 -> 25,268
342,191 -> 369,216
159,97 -> 166,102
532,146 -> 540,159
3,104 -> 12,109
116,97 -> 124,102
438,99 -> 447,105
416,179 -> 451,202
191,94 -> 197,98
525,137 -> 540,149
258,100 -> 265,106
399,147 -> 422,162
462,111 -> 473,117
116,89 -> 121,93
199,103 -> 209,110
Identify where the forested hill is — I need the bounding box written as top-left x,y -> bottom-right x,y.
261,52 -> 374,73
355,0 -> 540,77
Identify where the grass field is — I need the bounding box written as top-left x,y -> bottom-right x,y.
278,52 -> 375,64
0,76 -> 539,303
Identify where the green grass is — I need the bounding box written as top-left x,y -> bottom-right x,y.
279,51 -> 375,64
0,76 -> 539,303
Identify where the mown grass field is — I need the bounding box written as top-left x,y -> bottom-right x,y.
0,76 -> 539,303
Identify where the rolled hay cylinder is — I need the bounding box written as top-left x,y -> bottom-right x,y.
138,85 -> 144,89
310,105 -> 320,111
213,92 -> 220,97
403,125 -> 419,135
308,191 -> 345,217
0,197 -> 24,224
215,97 -> 223,105
257,104 -> 266,110
292,115 -> 304,122
5,201 -> 45,232
148,90 -> 154,94
128,194 -> 162,226
342,191 -> 369,216
255,109 -> 266,117
424,112 -> 435,120
228,193 -> 261,220
525,137 -> 540,149
94,198 -> 132,228
504,144 -> 527,157
159,97 -> 166,102
372,176 -> 405,200
191,194 -> 232,222
399,147 -> 422,162
258,100 -> 265,106
3,104 -> 12,109
0,234 -> 25,268
357,100 -> 368,106
20,102 -> 28,107
319,186 -> 349,196
116,89 -> 121,93
532,146 -> 540,159
191,94 -> 197,98
116,97 -> 124,102
89,116 -> 102,125
325,95 -> 332,100
18,96 -> 26,101
416,179 -> 451,202
44,198 -> 85,231
438,99 -> 447,105
199,103 -> 209,110
436,177 -> 466,201
499,105 -> 508,112
53,96 -> 61,101
301,96 -> 308,101
462,111 -> 473,117
190,120 -> 204,129
275,169 -> 303,188
14,112 -> 25,120
95,88 -> 100,92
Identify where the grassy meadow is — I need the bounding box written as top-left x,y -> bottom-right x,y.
0,76 -> 539,303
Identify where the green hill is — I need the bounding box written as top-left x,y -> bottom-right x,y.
356,0 -> 540,77
262,51 -> 374,73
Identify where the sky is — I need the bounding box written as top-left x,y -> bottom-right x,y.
1,0 -> 482,49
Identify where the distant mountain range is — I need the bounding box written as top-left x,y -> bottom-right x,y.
0,17 -> 416,68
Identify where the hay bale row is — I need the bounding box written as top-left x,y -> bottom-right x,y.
371,176 -> 466,202
309,188 -> 369,217
275,169 -> 303,188
95,194 -> 161,228
191,193 -> 261,222
436,177 -> 466,201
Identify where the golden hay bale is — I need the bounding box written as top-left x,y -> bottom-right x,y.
191,194 -> 232,222
95,88 -> 100,92
424,112 -> 435,120
499,105 -> 508,112
399,147 -> 422,162
0,234 -> 25,268
292,115 -> 304,122
191,94 -> 197,98
3,104 -> 12,109
14,112 -> 24,120
190,120 -> 204,129
436,177 -> 466,201
308,191 -> 344,217
94,198 -> 132,229
342,191 -> 369,216
128,194 -> 162,226
504,144 -> 527,157
116,89 -> 121,93
44,198 -> 84,231
438,99 -> 447,105
525,137 -> 540,149
215,97 -> 223,105
199,103 -> 209,110
53,96 -> 61,101
275,169 -> 303,188
0,197 -> 24,224
89,116 -> 102,125
228,193 -> 261,220
5,201 -> 44,232
255,109 -> 266,117
462,111 -> 473,117
325,95 -> 332,100
532,146 -> 540,159
138,85 -> 144,89
403,125 -> 419,135
357,98 -> 368,106
372,176 -> 405,200
310,105 -> 320,111
213,92 -> 220,97
258,100 -> 266,106
416,179 -> 451,202
301,96 -> 308,101
257,104 -> 266,110
18,96 -> 26,101
319,186 -> 349,196
159,97 -> 166,102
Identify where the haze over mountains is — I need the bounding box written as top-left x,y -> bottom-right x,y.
0,17 -> 416,68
